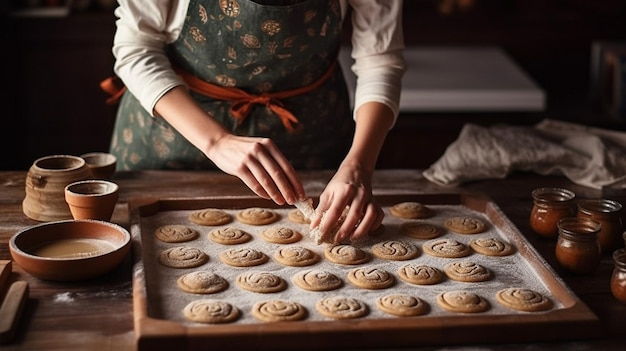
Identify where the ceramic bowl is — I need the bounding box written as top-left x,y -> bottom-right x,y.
9,220 -> 131,281
80,152 -> 117,179
65,180 -> 119,221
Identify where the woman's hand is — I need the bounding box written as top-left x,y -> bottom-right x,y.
310,162 -> 384,243
207,134 -> 305,205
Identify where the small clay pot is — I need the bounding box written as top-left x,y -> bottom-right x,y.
81,152 -> 117,179
23,155 -> 91,222
65,180 -> 119,221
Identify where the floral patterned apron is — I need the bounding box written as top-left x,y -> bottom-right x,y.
110,0 -> 353,170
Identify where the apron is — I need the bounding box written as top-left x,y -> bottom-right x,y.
110,0 -> 353,171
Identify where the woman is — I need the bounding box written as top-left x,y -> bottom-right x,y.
109,0 -> 405,242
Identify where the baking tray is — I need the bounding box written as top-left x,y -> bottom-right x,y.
129,193 -> 600,350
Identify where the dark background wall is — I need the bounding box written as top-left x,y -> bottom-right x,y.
2,0 -> 626,170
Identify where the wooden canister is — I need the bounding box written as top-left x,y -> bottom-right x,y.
22,155 -> 91,221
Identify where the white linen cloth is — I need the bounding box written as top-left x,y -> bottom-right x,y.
423,119 -> 626,189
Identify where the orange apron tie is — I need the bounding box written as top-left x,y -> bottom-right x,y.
101,61 -> 337,133
173,62 -> 337,132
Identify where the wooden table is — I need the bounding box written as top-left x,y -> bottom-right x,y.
1,169 -> 625,351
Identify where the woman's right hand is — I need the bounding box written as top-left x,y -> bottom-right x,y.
207,134 -> 306,206
154,86 -> 305,206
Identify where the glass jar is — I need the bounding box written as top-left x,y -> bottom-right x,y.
611,248 -> 626,304
555,217 -> 601,275
530,187 -> 576,239
577,199 -> 623,255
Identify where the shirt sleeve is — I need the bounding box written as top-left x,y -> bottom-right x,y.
348,0 -> 406,126
112,0 -> 189,116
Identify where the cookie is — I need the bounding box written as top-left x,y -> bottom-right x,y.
347,266 -> 395,290
400,222 -> 443,240
236,207 -> 280,225
371,240 -> 419,261
252,299 -> 307,322
273,246 -> 320,267
288,209 -> 310,224
422,239 -> 471,258
436,291 -> 490,313
324,244 -> 370,265
259,226 -> 302,244
469,237 -> 515,256
154,224 -> 198,243
496,288 -> 553,312
397,263 -> 445,285
188,208 -> 232,226
177,270 -> 229,294
158,246 -> 208,268
444,216 -> 487,234
316,296 -> 369,319
292,269 -> 343,291
207,227 -> 252,245
444,261 -> 493,282
219,247 -> 268,267
389,201 -> 433,219
376,294 -> 429,317
236,271 -> 287,293
182,299 -> 240,324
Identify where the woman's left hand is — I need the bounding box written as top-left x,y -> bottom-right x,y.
310,162 -> 383,243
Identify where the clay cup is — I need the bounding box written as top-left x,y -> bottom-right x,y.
81,152 -> 117,179
65,180 -> 119,221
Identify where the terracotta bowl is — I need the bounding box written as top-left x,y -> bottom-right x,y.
65,180 -> 119,221
9,220 -> 131,281
80,152 -> 117,179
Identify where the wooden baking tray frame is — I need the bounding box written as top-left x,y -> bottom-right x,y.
129,193 -> 601,351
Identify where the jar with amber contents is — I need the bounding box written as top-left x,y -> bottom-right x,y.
611,248 -> 626,304
555,217 -> 601,275
530,187 -> 576,239
577,199 -> 623,254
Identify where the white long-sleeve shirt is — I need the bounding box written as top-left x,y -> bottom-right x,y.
112,0 -> 406,121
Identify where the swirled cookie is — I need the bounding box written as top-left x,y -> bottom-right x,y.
469,237 -> 515,256
389,201 -> 433,219
208,227 -> 252,245
371,240 -> 419,261
436,290 -> 490,313
274,246 -> 320,267
444,216 -> 487,234
376,294 -> 429,317
347,266 -> 395,289
422,239 -> 471,258
188,208 -> 232,226
259,226 -> 302,244
400,222 -> 443,240
496,288 -> 553,312
219,247 -> 268,267
324,245 -> 370,265
158,246 -> 208,268
397,263 -> 445,285
292,269 -> 343,291
236,207 -> 280,225
236,271 -> 287,293
316,296 -> 369,319
444,261 -> 493,282
177,271 -> 229,294
182,299 -> 239,324
252,299 -> 307,322
288,209 -> 310,224
154,224 -> 198,243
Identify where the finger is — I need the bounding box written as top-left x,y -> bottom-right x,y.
334,200 -> 365,243
243,148 -> 287,205
236,166 -> 272,200
264,144 -> 305,203
350,205 -> 384,241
